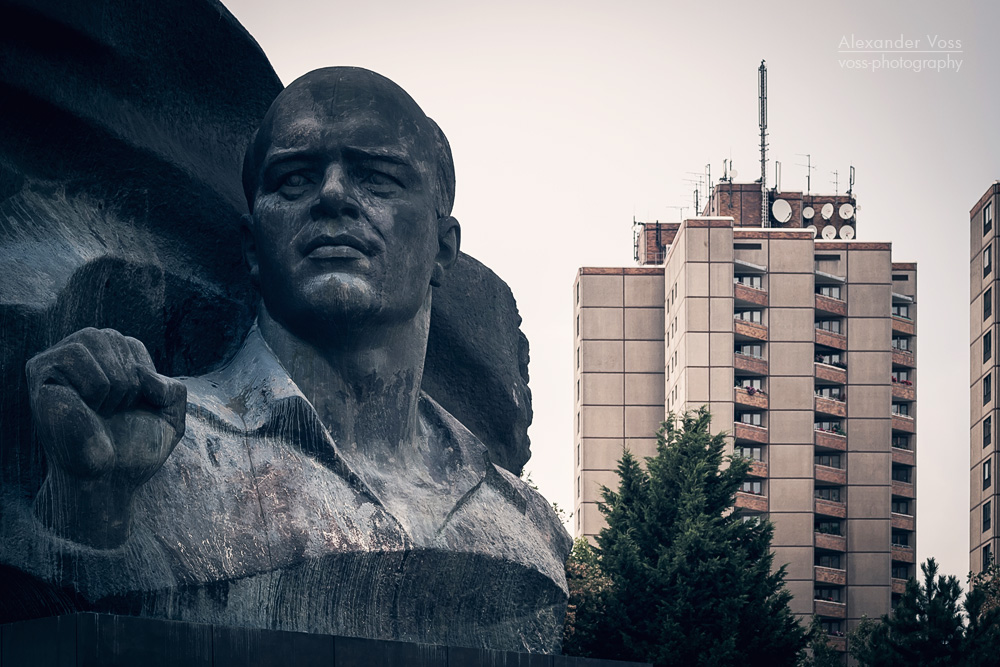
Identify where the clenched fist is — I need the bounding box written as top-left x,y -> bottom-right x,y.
26,328 -> 187,548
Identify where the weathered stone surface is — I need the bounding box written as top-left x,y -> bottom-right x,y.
0,0 -> 559,654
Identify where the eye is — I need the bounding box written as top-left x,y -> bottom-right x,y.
360,169 -> 404,196
276,171 -> 315,198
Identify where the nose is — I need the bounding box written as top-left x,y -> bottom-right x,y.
312,163 -> 361,220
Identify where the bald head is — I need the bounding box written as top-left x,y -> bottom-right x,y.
242,67 -> 455,218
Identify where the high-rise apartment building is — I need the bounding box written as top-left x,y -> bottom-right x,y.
573,184 -> 917,654
971,182 -> 999,575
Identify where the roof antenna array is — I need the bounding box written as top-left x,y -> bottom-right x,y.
796,154 -> 814,195
831,170 -> 839,197
847,165 -> 856,197
758,60 -> 768,227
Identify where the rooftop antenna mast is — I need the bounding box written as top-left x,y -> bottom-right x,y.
831,170 -> 839,197
758,60 -> 768,227
796,153 -> 814,194
684,172 -> 707,214
847,165 -> 855,197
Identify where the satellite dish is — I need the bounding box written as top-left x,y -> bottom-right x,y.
730,169 -> 739,181
803,206 -> 815,220
772,198 -> 792,223
840,225 -> 855,240
839,203 -> 855,220
806,224 -> 818,238
821,225 -> 837,240
821,203 -> 835,220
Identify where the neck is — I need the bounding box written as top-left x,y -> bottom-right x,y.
257,301 -> 430,460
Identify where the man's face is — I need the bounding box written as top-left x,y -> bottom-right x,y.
243,72 -> 457,339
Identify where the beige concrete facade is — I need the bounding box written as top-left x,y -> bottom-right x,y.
971,182 -> 1000,576
575,211 -> 917,657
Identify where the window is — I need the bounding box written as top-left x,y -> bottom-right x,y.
892,435 -> 911,450
577,475 -> 581,498
985,544 -> 994,569
892,467 -> 912,483
985,459 -> 992,490
816,554 -> 842,569
816,351 -> 845,368
986,245 -> 993,277
986,416 -> 993,448
986,201 -> 994,236
738,446 -> 762,461
734,274 -> 762,288
891,303 -> 910,319
816,319 -> 843,334
892,370 -> 911,383
986,331 -> 993,363
815,386 -> 844,400
735,309 -> 763,323
815,420 -> 843,434
817,285 -> 842,299
576,347 -> 580,369
737,377 -> 763,391
892,564 -> 910,579
892,336 -> 910,351
577,443 -> 580,466
738,412 -> 763,426
891,499 -> 910,515
816,520 -> 841,536
736,343 -> 763,358
820,620 -> 844,637
814,454 -> 842,468
984,501 -> 992,532
815,487 -> 842,502
987,288 -> 993,320
986,373 -> 993,406
576,315 -> 579,337
892,531 -> 910,547
741,480 -> 763,495
892,403 -> 911,417
814,587 -> 842,603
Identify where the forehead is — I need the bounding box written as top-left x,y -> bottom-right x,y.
262,72 -> 436,166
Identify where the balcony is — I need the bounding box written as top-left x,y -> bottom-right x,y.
891,316 -> 915,336
815,395 -> 847,418
815,566 -> 846,586
826,635 -> 847,652
892,414 -> 916,433
815,329 -> 847,350
815,294 -> 847,317
815,465 -> 847,485
735,319 -> 768,341
735,387 -> 769,409
892,578 -> 908,595
735,492 -> 768,512
892,512 -> 916,531
815,498 -> 847,519
815,430 -> 847,452
892,545 -> 915,563
892,447 -> 915,467
892,480 -> 916,499
734,422 -> 768,444
815,362 -> 847,384
814,599 -> 847,619
815,532 -> 847,552
747,460 -> 768,478
735,283 -> 768,307
892,349 -> 915,368
735,353 -> 768,375
892,382 -> 916,401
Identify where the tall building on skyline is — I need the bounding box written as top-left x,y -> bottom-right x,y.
573,183 -> 917,655
971,181 -> 999,576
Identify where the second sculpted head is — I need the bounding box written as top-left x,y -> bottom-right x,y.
240,67 -> 460,342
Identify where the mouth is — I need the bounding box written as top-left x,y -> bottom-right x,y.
303,234 -> 375,261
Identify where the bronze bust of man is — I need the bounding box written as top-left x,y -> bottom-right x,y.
8,67 -> 570,654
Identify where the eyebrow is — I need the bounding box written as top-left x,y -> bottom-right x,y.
261,146 -> 416,172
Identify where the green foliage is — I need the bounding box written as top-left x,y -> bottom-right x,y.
564,408 -> 807,667
798,616 -> 843,667
562,538 -> 615,657
849,558 -> 1000,667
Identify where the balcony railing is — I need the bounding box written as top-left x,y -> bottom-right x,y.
735,386 -> 769,409
815,395 -> 847,418
815,430 -> 847,452
892,545 -> 915,563
815,566 -> 846,586
735,319 -> 768,341
747,460 -> 768,478
735,283 -> 768,306
892,383 -> 916,401
734,422 -> 768,444
892,348 -> 915,367
892,578 -> 908,595
815,532 -> 847,552
892,480 -> 916,499
891,512 -> 916,531
892,414 -> 916,433
815,329 -> 847,350
815,362 -> 847,384
735,353 -> 768,375
891,447 -> 915,467
735,492 -> 768,512
814,599 -> 847,619
815,498 -> 847,519
891,316 -> 916,336
815,293 -> 847,317
815,465 -> 847,485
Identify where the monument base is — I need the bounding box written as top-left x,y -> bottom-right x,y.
0,613 -> 648,667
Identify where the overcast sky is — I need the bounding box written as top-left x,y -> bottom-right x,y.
225,0 -> 999,583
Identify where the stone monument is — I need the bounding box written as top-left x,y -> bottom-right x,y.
0,0 -> 570,655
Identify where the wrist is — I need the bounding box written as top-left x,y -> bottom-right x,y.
34,468 -> 136,549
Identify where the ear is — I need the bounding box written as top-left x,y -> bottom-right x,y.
240,214 -> 261,288
431,216 -> 461,287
